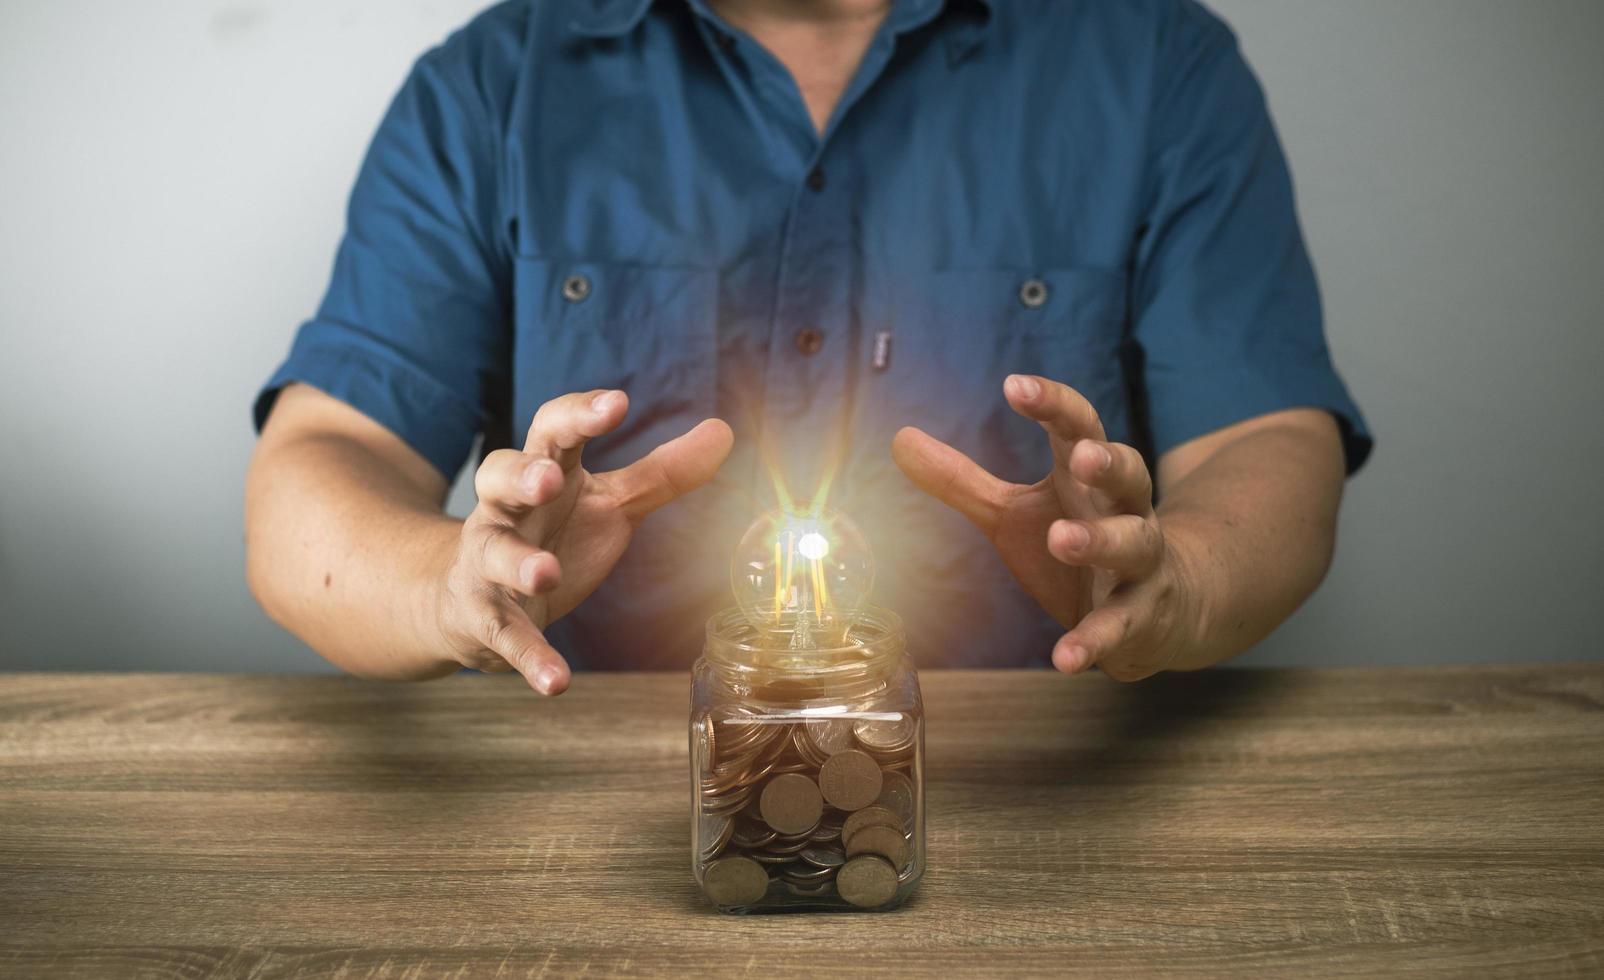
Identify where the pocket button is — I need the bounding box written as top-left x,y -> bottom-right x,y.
1018,278 -> 1048,309
794,328 -> 824,355
561,274 -> 592,303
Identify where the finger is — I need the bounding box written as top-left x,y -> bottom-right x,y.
472,522 -> 562,597
609,418 -> 735,522
1004,374 -> 1107,449
1055,601 -> 1169,682
1051,602 -> 1136,676
1068,440 -> 1153,516
1047,516 -> 1163,578
474,450 -> 564,514
478,600 -> 571,696
891,426 -> 1012,534
524,389 -> 630,470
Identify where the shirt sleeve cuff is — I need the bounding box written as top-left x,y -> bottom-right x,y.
1146,355 -> 1374,476
253,334 -> 482,480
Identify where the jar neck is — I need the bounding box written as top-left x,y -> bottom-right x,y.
702,605 -> 905,704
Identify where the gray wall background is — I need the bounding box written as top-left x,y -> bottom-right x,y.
2,0 -> 1600,672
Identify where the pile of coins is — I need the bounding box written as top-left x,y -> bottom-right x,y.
696,710 -> 919,909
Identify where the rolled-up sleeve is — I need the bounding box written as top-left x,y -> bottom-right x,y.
1132,4 -> 1372,474
254,37 -> 509,479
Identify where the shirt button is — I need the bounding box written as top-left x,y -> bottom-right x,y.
805,166 -> 826,192
794,328 -> 824,355
1018,278 -> 1048,309
561,274 -> 591,303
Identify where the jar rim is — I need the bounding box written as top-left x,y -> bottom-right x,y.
703,604 -> 904,678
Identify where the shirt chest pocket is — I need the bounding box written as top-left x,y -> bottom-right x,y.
880,266 -> 1131,485
511,258 -> 718,470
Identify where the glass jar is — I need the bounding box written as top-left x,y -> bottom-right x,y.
689,605 -> 924,913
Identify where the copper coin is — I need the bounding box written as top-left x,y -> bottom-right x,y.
818,749 -> 883,811
759,773 -> 823,835
841,805 -> 902,845
845,824 -> 909,869
853,716 -> 916,752
836,854 -> 898,908
874,770 -> 915,826
703,856 -> 769,905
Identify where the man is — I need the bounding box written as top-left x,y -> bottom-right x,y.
246,0 -> 1370,695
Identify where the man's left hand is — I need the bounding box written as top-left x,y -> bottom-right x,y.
892,374 -> 1205,681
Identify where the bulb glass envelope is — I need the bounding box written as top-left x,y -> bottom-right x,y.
732,508 -> 874,644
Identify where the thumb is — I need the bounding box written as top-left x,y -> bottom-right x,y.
611,418 -> 735,521
891,426 -> 1011,534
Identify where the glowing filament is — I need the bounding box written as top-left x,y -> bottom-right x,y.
797,531 -> 829,560
809,556 -> 826,621
772,537 -> 783,624
782,531 -> 795,614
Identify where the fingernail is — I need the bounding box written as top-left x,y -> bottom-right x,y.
1068,645 -> 1091,672
1096,445 -> 1113,472
536,666 -> 562,695
591,390 -> 618,414
1007,374 -> 1040,400
1062,522 -> 1090,550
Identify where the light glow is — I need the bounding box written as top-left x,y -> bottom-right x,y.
797,531 -> 829,561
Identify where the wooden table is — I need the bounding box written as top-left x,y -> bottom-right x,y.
2,667 -> 1602,977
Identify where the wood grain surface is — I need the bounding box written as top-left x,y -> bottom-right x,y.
1,666 -> 1602,978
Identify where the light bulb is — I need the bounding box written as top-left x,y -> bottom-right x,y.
732,508 -> 874,646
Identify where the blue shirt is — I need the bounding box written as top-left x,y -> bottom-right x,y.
256,0 -> 1372,670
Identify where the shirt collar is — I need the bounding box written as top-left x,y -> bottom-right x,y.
566,0 -> 654,37
568,0 -> 994,59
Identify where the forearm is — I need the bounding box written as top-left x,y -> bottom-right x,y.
245,431 -> 461,680
1156,414 -> 1346,670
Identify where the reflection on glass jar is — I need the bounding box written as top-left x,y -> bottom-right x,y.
690,605 -> 924,913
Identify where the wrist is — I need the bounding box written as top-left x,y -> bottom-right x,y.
1155,516 -> 1222,672
408,517 -> 472,673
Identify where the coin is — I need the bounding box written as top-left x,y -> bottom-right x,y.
845,823 -> 909,869
806,719 -> 856,757
836,854 -> 898,908
800,844 -> 845,869
874,770 -> 915,826
762,833 -> 812,856
791,726 -> 828,768
759,772 -> 823,835
781,862 -> 836,885
703,856 -> 769,905
702,784 -> 755,817
789,879 -> 835,897
698,813 -> 734,862
841,805 -> 902,845
729,819 -> 777,850
854,716 -> 916,753
819,749 -> 883,811
696,715 -> 715,769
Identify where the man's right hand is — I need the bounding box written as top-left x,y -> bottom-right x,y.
437,389 -> 732,695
